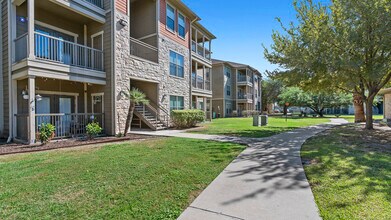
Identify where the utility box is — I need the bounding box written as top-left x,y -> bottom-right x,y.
253,115 -> 268,127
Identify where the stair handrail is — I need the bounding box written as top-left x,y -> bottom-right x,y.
147,101 -> 170,127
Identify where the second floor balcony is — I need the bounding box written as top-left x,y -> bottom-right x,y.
237,74 -> 253,87
192,75 -> 211,91
237,93 -> 254,103
14,32 -> 104,72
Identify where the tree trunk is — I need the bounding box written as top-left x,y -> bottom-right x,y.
365,96 -> 375,130
124,103 -> 135,136
318,108 -> 324,117
283,105 -> 288,115
353,93 -> 366,123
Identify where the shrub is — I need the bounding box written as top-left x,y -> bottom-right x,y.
171,110 -> 205,128
86,122 -> 103,139
38,123 -> 56,144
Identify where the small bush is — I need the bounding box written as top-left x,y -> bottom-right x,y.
38,123 -> 55,144
171,110 -> 205,128
86,122 -> 103,139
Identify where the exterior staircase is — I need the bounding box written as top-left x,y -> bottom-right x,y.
133,103 -> 169,131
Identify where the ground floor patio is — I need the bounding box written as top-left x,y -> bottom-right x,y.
13,77 -> 106,143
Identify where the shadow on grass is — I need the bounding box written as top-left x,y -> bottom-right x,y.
301,125 -> 391,217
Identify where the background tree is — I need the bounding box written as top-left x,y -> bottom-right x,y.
121,88 -> 149,136
264,0 -> 391,129
261,79 -> 283,113
279,87 -> 352,117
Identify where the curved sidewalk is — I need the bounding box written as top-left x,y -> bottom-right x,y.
132,119 -> 348,220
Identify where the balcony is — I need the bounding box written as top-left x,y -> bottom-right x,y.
191,40 -> 211,61
192,75 -> 212,96
130,37 -> 158,63
237,75 -> 253,87
237,93 -> 254,103
84,0 -> 104,9
14,32 -> 104,72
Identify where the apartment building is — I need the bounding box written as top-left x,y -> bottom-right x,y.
0,0 -> 215,144
212,59 -> 262,118
380,88 -> 391,121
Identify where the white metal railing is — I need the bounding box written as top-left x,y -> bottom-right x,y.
83,0 -> 104,9
238,93 -> 253,100
238,75 -> 247,82
130,37 -> 158,63
34,32 -> 104,71
14,33 -> 29,62
35,113 -> 104,138
192,40 -> 211,60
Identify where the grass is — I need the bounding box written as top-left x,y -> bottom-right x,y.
325,114 -> 384,123
301,125 -> 391,220
0,138 -> 245,219
191,116 -> 330,138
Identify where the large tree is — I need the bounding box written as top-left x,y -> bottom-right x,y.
265,0 -> 391,129
278,87 -> 351,117
261,79 -> 283,113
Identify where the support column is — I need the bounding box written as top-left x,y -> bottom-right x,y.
28,76 -> 36,144
84,83 -> 88,113
12,80 -> 17,139
203,65 -> 206,90
28,0 -> 35,59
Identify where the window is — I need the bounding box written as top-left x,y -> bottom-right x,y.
170,51 -> 184,77
166,4 -> 175,32
178,13 -> 186,38
170,96 -> 184,111
225,66 -> 231,78
226,85 -> 231,96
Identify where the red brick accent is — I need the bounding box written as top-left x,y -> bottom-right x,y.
159,0 -> 189,48
116,0 -> 128,14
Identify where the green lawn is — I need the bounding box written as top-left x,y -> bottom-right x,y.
301,125 -> 391,220
0,138 -> 245,219
191,117 -> 330,138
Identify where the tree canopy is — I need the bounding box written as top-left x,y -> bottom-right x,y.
278,87 -> 351,116
264,0 -> 391,129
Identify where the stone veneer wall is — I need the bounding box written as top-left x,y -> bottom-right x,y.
114,12 -> 190,133
385,93 -> 391,120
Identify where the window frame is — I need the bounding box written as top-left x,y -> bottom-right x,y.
166,3 -> 176,33
177,12 -> 186,39
225,66 -> 231,78
226,85 -> 231,96
169,50 -> 185,78
170,95 -> 185,111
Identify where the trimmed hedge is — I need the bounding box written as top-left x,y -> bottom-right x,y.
171,110 -> 205,128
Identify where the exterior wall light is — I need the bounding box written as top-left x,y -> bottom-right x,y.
119,19 -> 128,26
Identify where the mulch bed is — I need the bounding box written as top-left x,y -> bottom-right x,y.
0,134 -> 156,156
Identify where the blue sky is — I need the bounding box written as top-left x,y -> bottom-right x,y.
182,0 -> 298,75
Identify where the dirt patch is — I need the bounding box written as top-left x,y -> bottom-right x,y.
0,135 -> 155,156
338,125 -> 391,154
302,158 -> 320,166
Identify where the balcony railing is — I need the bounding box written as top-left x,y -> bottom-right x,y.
14,113 -> 105,141
191,40 -> 211,60
130,37 -> 158,63
36,113 -> 105,138
237,75 -> 253,84
192,76 -> 211,91
84,0 -> 104,9
14,32 -> 104,72
238,93 -> 253,100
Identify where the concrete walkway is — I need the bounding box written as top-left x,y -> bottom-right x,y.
131,119 -> 348,220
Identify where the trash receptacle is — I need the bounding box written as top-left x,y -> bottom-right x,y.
253,115 -> 268,127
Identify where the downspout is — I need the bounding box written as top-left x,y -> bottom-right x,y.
189,17 -> 199,109
111,0 -> 116,134
7,0 -> 12,143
